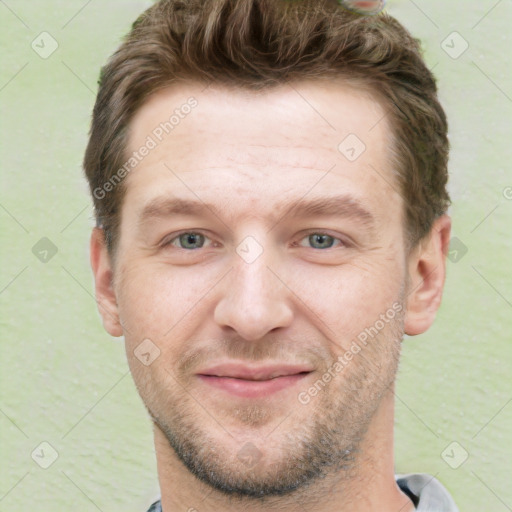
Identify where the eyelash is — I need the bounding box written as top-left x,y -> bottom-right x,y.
160,231 -> 348,251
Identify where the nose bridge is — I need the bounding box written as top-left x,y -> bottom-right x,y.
214,233 -> 293,339
234,246 -> 276,310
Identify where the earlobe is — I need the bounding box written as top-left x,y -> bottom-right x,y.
404,215 -> 451,336
90,227 -> 124,337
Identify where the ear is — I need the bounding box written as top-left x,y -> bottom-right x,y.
404,214 -> 451,336
90,227 -> 123,337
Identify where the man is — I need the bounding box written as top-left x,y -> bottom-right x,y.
84,0 -> 458,510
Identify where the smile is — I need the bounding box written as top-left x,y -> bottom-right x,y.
197,373 -> 311,398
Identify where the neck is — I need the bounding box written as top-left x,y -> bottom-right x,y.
154,388 -> 414,512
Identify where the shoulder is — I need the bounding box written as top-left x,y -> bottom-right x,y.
396,473 -> 459,512
145,499 -> 162,512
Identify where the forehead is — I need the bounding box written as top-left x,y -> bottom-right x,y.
122,79 -> 400,226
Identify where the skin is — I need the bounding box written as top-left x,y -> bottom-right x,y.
90,79 -> 451,511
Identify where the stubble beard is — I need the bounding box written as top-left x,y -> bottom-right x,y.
138,306 -> 405,502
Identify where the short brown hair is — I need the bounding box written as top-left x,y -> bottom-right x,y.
83,0 -> 450,257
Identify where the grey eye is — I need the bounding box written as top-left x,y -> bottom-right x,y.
307,234 -> 336,249
177,232 -> 206,249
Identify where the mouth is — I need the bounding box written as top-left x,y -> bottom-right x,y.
196,362 -> 314,398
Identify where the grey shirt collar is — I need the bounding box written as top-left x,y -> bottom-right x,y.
396,473 -> 459,511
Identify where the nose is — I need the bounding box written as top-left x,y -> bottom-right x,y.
213,241 -> 293,341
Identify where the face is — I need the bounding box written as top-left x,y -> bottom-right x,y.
110,80 -> 409,497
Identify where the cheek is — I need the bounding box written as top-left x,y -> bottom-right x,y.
293,258 -> 404,332
115,246 -> 405,347
115,261 -> 219,342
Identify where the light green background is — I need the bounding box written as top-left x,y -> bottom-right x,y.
1,1 -> 511,510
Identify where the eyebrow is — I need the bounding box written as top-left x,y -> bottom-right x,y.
137,194 -> 376,231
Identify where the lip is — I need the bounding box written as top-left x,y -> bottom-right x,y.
196,362 -> 314,398
197,362 -> 314,380
198,374 -> 310,398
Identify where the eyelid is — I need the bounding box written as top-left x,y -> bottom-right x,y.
295,230 -> 349,249
160,230 -> 214,249
160,229 -> 350,250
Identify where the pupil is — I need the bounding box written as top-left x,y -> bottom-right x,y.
183,233 -> 201,248
312,234 -> 332,248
